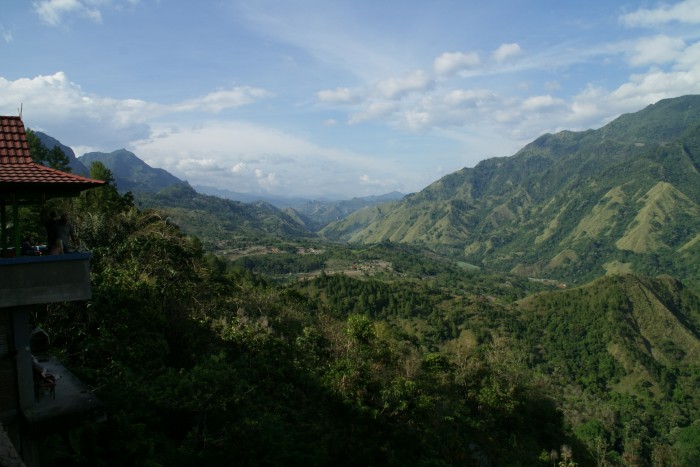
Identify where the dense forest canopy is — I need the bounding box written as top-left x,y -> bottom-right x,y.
22,99 -> 700,466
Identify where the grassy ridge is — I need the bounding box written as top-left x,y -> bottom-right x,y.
321,96 -> 700,292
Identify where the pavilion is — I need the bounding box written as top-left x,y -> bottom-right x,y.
0,116 -> 106,466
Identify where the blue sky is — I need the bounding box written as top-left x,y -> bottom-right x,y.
2,1 -> 700,199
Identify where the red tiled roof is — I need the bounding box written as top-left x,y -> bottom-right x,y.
0,116 -> 33,164
0,162 -> 104,184
0,116 -> 104,192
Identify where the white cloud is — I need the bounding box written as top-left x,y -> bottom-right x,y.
0,71 -> 405,197
299,16 -> 700,168
176,158 -> 224,173
403,110 -> 432,131
254,169 -> 278,190
0,72 -> 271,148
612,68 -> 700,103
33,0 -> 106,25
569,96 -> 603,125
493,43 -> 521,62
433,51 -> 480,75
0,72 -> 149,147
522,95 -> 566,111
231,162 -> 246,174
174,86 -> 274,113
375,69 -> 433,99
129,121 -> 397,197
0,72 -> 151,129
626,35 -> 686,66
359,173 -> 398,190
317,87 -> 358,104
33,0 -> 142,26
677,41 -> 700,68
620,0 -> 700,27
349,101 -> 398,124
444,89 -> 496,107
1,25 -> 13,43
566,58 -> 700,129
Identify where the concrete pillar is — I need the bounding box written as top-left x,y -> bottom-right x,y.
11,308 -> 33,411
11,307 -> 39,467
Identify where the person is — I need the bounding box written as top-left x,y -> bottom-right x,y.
45,210 -> 62,255
32,355 -> 56,400
58,212 -> 79,253
20,235 -> 35,256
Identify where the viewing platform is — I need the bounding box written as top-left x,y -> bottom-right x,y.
0,253 -> 93,307
22,356 -> 105,437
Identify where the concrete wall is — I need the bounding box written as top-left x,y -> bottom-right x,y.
0,254 -> 92,307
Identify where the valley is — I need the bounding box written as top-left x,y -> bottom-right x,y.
25,95 -> 700,466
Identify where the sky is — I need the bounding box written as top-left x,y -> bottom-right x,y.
2,1 -> 700,199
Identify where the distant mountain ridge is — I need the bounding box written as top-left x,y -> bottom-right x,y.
35,131 -> 90,176
75,150 -> 402,230
136,184 -> 315,250
322,95 -> 700,290
194,185 -> 404,230
79,149 -> 189,193
25,134 -> 406,246
289,192 -> 405,231
195,184 -> 403,208
193,185 -> 314,206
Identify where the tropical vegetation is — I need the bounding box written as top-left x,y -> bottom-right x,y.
20,95 -> 700,466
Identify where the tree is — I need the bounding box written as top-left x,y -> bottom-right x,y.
48,145 -> 72,172
26,128 -> 48,163
673,425 -> 700,465
77,161 -> 133,215
574,419 -> 611,467
26,129 -> 71,171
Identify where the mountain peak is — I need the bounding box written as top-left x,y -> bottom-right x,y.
34,131 -> 90,176
79,149 -> 188,194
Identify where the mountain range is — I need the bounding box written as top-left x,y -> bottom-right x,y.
33,95 -> 700,291
321,95 -> 700,289
54,148 -> 405,246
194,184 -> 404,230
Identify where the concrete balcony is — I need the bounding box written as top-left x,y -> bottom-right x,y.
0,253 -> 92,307
22,357 -> 105,437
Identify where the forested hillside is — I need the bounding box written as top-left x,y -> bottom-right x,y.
24,96 -> 700,466
135,183 -> 315,252
33,169 -> 572,466
323,95 -> 700,292
34,179 -> 700,464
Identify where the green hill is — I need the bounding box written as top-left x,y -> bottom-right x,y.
135,184 -> 315,252
322,95 -> 700,290
519,274 -> 700,386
